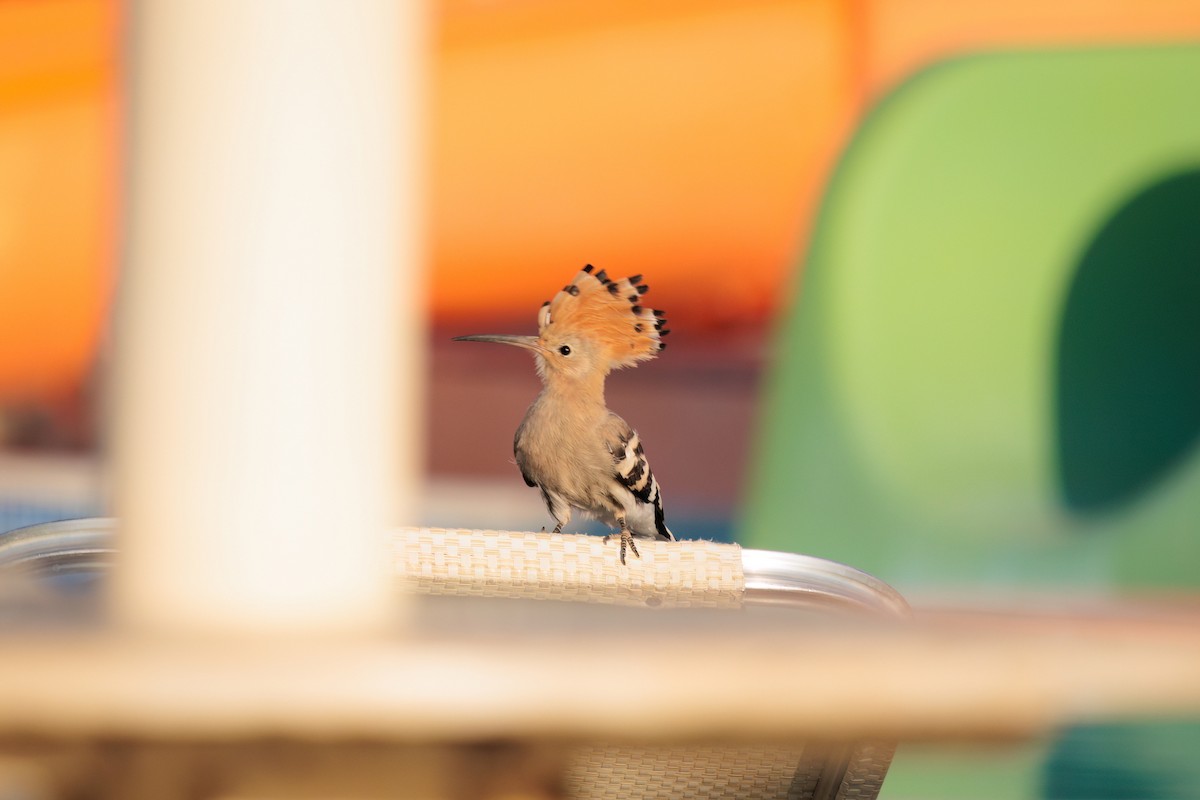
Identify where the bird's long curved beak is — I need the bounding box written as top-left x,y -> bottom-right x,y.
453,334 -> 545,353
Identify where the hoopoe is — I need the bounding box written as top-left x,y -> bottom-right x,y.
454,265 -> 675,564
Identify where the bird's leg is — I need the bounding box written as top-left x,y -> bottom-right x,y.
603,515 -> 640,565
546,498 -> 571,535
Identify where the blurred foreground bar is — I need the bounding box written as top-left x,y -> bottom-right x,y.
0,594 -> 1199,799
1,607 -> 1199,742
111,1 -> 424,637
2,587 -> 1200,743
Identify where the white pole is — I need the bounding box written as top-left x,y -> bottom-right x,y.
111,1 -> 423,637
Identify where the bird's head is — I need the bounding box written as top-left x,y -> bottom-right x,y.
454,265 -> 669,386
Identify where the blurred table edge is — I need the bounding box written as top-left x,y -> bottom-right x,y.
0,612 -> 1197,744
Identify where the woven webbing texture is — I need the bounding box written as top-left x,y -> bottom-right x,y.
835,741 -> 896,800
562,743 -> 893,800
566,744 -> 831,800
392,528 -> 744,609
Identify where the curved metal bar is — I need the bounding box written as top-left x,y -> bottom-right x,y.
1,519 -> 910,619
0,518 -> 116,573
740,548 -> 910,617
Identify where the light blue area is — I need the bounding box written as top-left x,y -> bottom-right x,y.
0,499 -> 100,536
567,513 -> 735,544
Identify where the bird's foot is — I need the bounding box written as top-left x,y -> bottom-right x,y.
551,522 -> 564,535
603,528 -> 640,565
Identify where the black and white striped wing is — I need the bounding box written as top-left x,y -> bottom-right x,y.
610,428 -> 674,541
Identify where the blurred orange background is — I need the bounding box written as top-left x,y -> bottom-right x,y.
3,0 -> 1200,431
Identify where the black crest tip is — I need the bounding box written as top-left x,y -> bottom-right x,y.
582,264 -> 594,274
627,273 -> 643,285
636,284 -> 649,294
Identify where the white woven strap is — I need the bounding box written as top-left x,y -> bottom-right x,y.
392,528 -> 744,609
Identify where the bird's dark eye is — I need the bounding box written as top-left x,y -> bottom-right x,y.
558,345 -> 572,356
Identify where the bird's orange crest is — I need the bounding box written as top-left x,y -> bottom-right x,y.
538,265 -> 669,370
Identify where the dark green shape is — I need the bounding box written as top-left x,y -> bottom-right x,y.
1057,171 -> 1200,514
1044,721 -> 1200,800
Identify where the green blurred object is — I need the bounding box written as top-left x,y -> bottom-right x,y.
741,46 -> 1200,800
742,45 -> 1200,594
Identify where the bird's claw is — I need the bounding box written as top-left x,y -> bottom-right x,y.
604,529 -> 640,565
